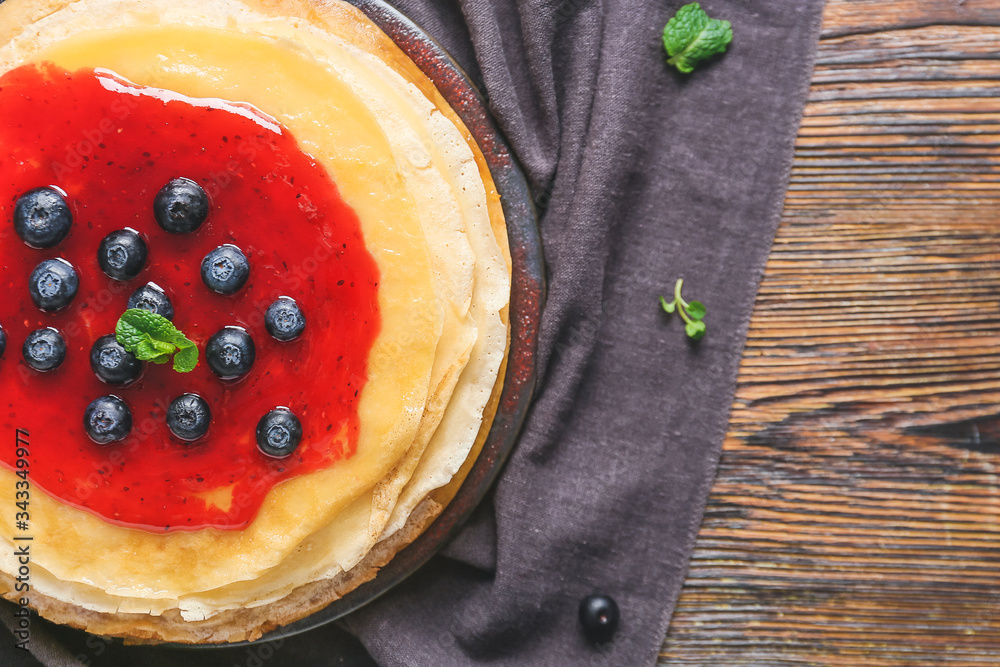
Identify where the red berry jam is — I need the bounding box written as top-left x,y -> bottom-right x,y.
0,63 -> 381,531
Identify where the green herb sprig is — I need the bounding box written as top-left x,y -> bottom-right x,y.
115,308 -> 199,373
659,278 -> 707,340
662,3 -> 733,74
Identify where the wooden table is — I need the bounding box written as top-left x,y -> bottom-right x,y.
661,1 -> 1000,663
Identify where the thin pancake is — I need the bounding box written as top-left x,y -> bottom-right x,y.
0,0 -> 512,642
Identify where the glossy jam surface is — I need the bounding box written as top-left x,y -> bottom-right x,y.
0,64 -> 381,531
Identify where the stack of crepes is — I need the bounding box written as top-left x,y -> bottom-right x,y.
0,0 -> 511,643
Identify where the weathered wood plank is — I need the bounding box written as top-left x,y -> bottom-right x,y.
661,0 -> 1000,663
821,1 -> 1000,38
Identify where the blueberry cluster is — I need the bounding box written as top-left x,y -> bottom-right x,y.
9,187 -> 79,374
7,179 -> 307,457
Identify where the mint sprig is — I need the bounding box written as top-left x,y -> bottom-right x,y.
659,278 -> 707,340
662,3 -> 733,74
115,308 -> 199,373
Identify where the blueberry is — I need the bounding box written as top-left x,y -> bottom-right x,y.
201,244 -> 249,295
90,334 -> 142,386
98,228 -> 148,281
13,187 -> 72,248
83,395 -> 132,444
22,328 -> 66,372
265,297 -> 305,341
128,282 -> 174,320
256,408 -> 302,458
205,326 -> 255,380
0,324 -> 6,357
579,595 -> 620,644
28,258 -> 78,312
154,178 -> 209,234
166,394 -> 211,442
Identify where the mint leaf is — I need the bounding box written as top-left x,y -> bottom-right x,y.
685,320 -> 707,340
115,309 -> 199,373
118,308 -> 176,342
663,3 -> 733,74
134,337 -> 174,364
659,279 -> 708,341
173,342 -> 199,373
687,301 -> 707,321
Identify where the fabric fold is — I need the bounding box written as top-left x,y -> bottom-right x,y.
343,1 -> 827,665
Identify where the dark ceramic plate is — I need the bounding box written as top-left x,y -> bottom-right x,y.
181,0 -> 544,648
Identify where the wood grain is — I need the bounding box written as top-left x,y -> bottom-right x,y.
661,1 -> 1000,664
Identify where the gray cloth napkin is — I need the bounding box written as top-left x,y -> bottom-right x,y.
343,1 -> 825,665
1,0 -> 824,665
